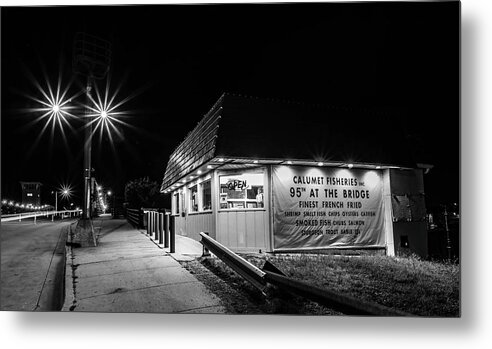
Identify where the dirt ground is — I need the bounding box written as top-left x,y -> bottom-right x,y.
180,257 -> 342,315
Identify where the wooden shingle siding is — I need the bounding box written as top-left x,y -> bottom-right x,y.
161,96 -> 224,191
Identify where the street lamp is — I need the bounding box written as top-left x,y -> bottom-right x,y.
52,185 -> 72,212
22,34 -> 134,246
107,190 -> 116,216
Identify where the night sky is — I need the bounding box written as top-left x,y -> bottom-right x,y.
1,2 -> 459,210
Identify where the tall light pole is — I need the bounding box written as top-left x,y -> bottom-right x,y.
51,187 -> 71,221
72,32 -> 111,246
82,76 -> 94,219
107,190 -> 115,217
73,32 -> 111,220
444,205 -> 452,261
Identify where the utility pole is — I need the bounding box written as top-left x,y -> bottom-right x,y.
444,205 -> 452,261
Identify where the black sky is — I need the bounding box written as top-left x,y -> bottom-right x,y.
1,2 -> 459,209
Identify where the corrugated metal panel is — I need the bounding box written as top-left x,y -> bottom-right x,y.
185,213 -> 215,241
217,210 -> 268,252
174,213 -> 215,241
175,215 -> 186,236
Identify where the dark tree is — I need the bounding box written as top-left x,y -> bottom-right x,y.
124,177 -> 164,208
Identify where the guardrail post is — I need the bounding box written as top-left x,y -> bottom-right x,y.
139,208 -> 143,229
147,211 -> 150,235
170,215 -> 175,253
19,214 -> 21,222
148,212 -> 151,235
34,215 -> 37,225
149,211 -> 152,235
158,213 -> 164,245
150,211 -> 153,236
154,212 -> 159,241
164,213 -> 169,248
153,211 -> 156,237
152,212 -> 156,237
202,232 -> 210,256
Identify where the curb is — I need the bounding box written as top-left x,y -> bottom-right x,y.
61,245 -> 75,311
61,223 -> 77,311
34,223 -> 70,311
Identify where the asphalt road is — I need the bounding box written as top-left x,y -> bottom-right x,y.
1,218 -> 75,311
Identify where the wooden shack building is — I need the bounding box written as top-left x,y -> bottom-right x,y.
161,94 -> 428,257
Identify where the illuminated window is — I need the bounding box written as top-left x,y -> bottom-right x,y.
219,172 -> 264,210
189,185 -> 198,212
173,192 -> 180,215
201,180 -> 212,211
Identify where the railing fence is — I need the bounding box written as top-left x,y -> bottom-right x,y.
1,209 -> 82,223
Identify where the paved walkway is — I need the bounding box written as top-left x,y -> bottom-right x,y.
62,216 -> 225,314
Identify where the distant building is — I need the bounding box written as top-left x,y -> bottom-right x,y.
161,94 -> 429,257
20,181 -> 42,207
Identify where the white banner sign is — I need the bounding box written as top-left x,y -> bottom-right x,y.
272,165 -> 386,250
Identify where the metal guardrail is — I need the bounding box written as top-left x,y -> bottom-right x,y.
262,269 -> 411,316
199,232 -> 412,316
1,210 -> 82,223
199,232 -> 267,292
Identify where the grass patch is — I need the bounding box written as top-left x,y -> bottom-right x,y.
193,257 -> 342,315
201,253 -> 460,317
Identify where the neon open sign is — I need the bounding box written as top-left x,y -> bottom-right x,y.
227,180 -> 248,191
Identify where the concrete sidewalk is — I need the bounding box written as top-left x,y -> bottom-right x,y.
62,216 -> 225,314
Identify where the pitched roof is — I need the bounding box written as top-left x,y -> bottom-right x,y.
161,93 -> 416,191
160,95 -> 224,191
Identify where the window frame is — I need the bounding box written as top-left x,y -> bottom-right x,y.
172,191 -> 181,216
189,184 -> 199,213
218,169 -> 266,212
186,175 -> 213,215
200,179 -> 212,212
